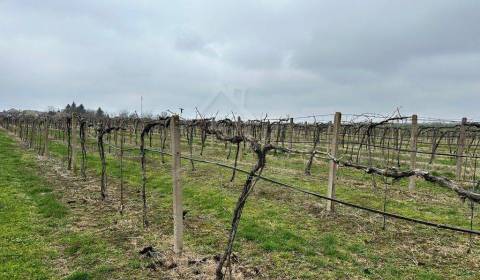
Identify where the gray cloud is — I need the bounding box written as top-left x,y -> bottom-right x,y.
0,0 -> 479,120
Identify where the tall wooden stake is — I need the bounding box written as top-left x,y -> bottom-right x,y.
408,114 -> 418,191
326,112 -> 341,212
120,130 -> 124,215
456,117 -> 467,180
71,113 -> 78,174
171,115 -> 183,255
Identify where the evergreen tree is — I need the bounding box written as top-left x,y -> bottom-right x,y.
96,107 -> 105,118
78,104 -> 86,114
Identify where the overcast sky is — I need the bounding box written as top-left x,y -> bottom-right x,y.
1,1 -> 479,120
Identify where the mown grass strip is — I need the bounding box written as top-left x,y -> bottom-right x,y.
0,131 -> 67,279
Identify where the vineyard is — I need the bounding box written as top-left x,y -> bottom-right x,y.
1,109 -> 480,279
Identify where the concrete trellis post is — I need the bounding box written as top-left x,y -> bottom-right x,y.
170,115 -> 183,255
408,114 -> 418,191
71,113 -> 78,173
456,117 -> 467,180
326,112 -> 341,212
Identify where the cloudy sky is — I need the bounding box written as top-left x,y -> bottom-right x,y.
1,0 -> 479,120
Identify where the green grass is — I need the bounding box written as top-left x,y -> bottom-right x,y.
65,271 -> 90,280
0,131 -> 66,279
2,128 -> 480,279
0,131 -> 146,279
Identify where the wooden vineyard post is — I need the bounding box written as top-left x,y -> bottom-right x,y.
170,115 -> 183,255
43,118 -> 49,157
456,117 -> 467,180
120,130 -> 124,215
326,112 -> 341,212
408,114 -> 418,191
288,117 -> 293,149
71,113 -> 78,174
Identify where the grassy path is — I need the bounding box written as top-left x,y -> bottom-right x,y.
0,130 -> 68,279
0,130 -> 152,279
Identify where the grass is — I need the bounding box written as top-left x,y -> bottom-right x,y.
2,128 -> 480,279
0,131 -> 66,279
0,131 -> 153,279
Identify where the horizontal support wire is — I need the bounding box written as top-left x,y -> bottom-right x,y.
141,147 -> 480,236
8,120 -> 478,235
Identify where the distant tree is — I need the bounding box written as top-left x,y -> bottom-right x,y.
96,107 -> 105,118
64,102 -> 87,115
77,104 -> 86,114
